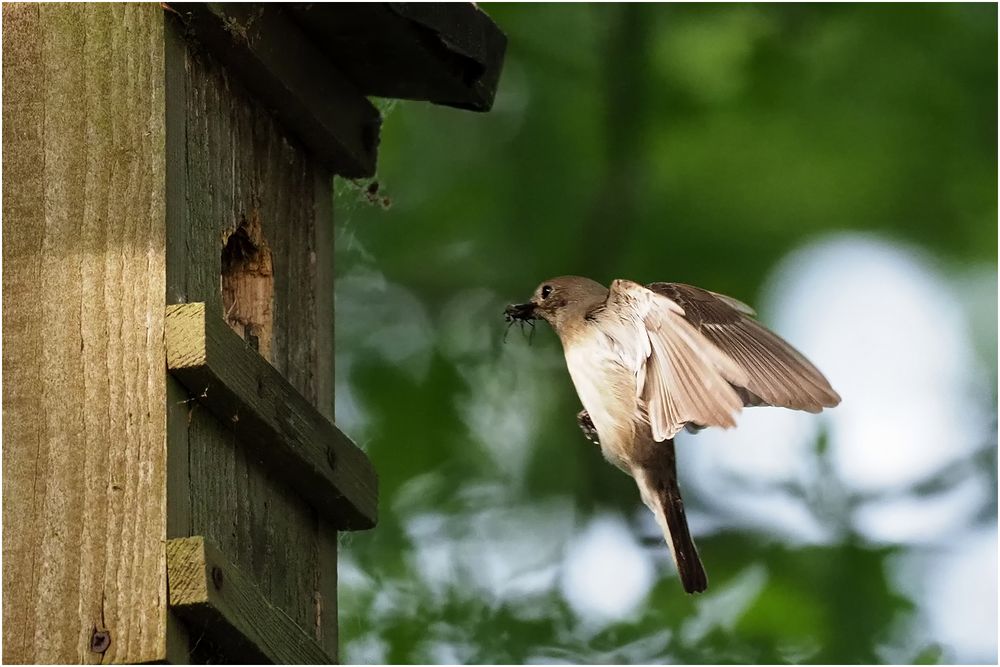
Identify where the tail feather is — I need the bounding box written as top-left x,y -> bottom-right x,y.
660,481 -> 707,593
634,441 -> 708,594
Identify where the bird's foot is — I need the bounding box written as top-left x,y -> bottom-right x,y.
576,410 -> 600,445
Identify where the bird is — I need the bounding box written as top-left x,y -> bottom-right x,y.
504,276 -> 840,594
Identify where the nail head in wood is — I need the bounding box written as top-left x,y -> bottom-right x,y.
89,630 -> 111,654
211,565 -> 224,590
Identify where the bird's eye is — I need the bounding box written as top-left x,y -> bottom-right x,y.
541,285 -> 553,299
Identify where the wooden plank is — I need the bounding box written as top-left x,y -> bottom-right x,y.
1,4 -> 168,663
179,43 -> 336,650
175,2 -> 380,177
165,13 -> 193,545
313,166 -> 339,657
164,17 -> 196,664
288,3 -> 507,111
313,166 -> 336,425
166,537 -> 334,664
165,303 -> 378,530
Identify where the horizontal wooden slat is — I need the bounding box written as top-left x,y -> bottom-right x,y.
165,302 -> 377,530
166,536 -> 333,664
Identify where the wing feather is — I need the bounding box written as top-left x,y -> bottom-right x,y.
608,280 -> 747,441
647,282 -> 841,412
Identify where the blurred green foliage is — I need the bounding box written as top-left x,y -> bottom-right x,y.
334,4 -> 996,664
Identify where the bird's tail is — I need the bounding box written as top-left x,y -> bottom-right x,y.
634,441 -> 708,594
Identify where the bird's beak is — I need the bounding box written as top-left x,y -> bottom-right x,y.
504,301 -> 537,322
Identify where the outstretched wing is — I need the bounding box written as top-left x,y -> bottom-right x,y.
605,280 -> 749,441
646,282 -> 841,413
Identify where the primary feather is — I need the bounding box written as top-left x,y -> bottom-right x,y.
646,282 -> 841,412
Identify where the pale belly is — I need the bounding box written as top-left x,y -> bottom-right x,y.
563,344 -> 642,471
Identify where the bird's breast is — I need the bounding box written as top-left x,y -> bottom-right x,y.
563,341 -> 640,470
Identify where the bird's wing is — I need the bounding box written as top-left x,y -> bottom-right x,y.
606,279 -> 749,441
646,282 -> 841,412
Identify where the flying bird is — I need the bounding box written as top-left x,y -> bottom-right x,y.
505,276 -> 840,593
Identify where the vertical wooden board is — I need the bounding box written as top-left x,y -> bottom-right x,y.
313,168 -> 336,423
165,15 -> 192,544
314,167 -> 340,655
268,132 -> 318,400
2,4 -> 46,663
316,521 -> 339,658
176,44 -> 334,646
2,4 -> 168,664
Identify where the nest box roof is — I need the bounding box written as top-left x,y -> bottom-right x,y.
176,2 -> 507,177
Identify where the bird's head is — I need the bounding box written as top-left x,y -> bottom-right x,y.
505,276 -> 609,332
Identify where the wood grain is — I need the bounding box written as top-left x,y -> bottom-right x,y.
166,37 -> 348,658
164,302 -> 377,530
2,4 -> 167,663
178,3 -> 381,177
313,165 -> 339,655
166,537 -> 334,664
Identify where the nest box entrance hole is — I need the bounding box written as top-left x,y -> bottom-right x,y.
221,210 -> 274,358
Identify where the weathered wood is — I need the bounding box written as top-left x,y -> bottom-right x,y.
166,537 -> 334,664
1,3 -> 502,663
175,2 -> 381,178
165,302 -> 377,529
165,13 -> 193,544
174,39 -> 339,651
312,166 -> 339,656
1,3 -> 168,663
289,3 -> 507,111
164,16 -> 196,664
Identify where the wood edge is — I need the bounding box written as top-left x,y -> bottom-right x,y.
387,2 -> 507,111
289,2 -> 506,111
313,166 -> 340,655
166,536 -> 210,608
166,536 -> 334,664
165,302 -> 207,369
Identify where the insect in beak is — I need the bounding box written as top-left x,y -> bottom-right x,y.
504,302 -> 536,323
503,302 -> 537,343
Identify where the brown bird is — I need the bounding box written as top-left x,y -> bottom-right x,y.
505,277 -> 840,593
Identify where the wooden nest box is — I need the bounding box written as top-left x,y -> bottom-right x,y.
1,3 -> 506,663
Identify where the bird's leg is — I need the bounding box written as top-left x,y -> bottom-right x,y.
576,409 -> 600,445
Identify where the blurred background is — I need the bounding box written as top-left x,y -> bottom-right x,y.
331,4 -> 997,664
